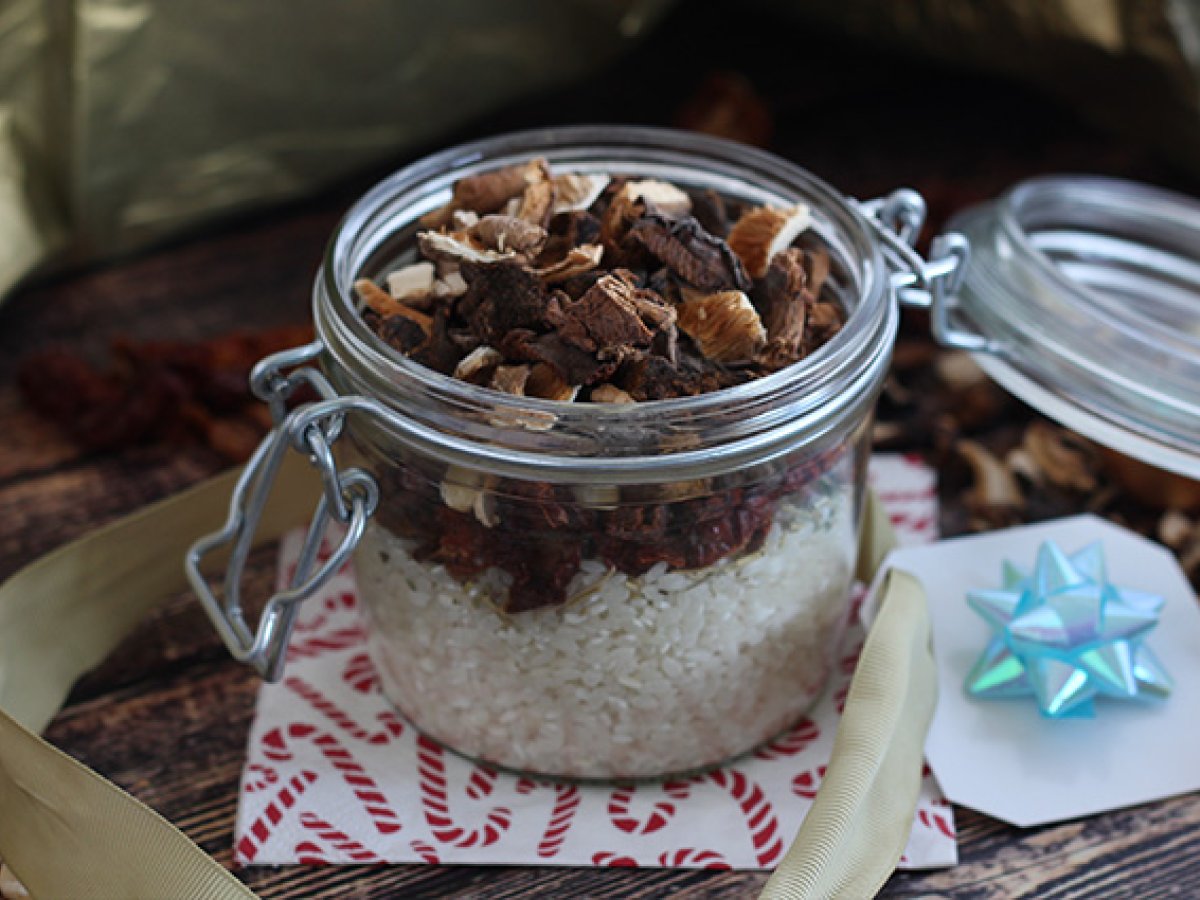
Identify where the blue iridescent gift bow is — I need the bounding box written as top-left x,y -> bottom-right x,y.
965,541 -> 1172,718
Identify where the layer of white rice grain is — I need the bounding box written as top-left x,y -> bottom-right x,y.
354,490 -> 855,779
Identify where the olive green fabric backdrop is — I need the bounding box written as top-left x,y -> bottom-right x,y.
3,0 -> 1197,302
0,0 -> 671,299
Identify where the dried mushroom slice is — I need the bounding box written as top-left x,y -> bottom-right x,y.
1019,421 -> 1097,492
451,210 -> 480,230
677,290 -> 767,363
547,272 -> 655,353
622,179 -> 692,217
355,278 -> 403,316
551,173 -> 610,214
519,331 -> 623,387
806,300 -> 843,344
627,213 -> 752,293
727,204 -> 812,278
461,158 -> 549,214
534,244 -> 604,282
490,364 -> 532,396
617,351 -> 724,400
418,230 -> 516,265
600,179 -> 694,249
433,270 -> 468,299
440,465 -> 486,511
386,262 -> 436,305
356,278 -> 434,337
439,466 -> 500,528
957,439 -> 1025,513
752,248 -> 808,369
470,215 -> 548,257
460,261 -> 552,343
526,362 -> 579,402
418,158 -> 551,228
515,176 -> 556,227
453,345 -> 503,384
589,383 -> 636,404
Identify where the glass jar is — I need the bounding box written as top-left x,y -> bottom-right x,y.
946,175 -> 1200,480
190,126 -> 955,780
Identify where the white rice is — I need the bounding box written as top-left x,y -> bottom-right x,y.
354,490 -> 855,779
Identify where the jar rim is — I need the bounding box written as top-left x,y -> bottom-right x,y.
313,125 -> 897,480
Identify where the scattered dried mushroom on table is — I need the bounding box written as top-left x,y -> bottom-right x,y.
355,159 -> 848,612
18,325 -> 314,462
876,343 -> 1200,589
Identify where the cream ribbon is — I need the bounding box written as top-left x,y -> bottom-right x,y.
0,468 -> 935,899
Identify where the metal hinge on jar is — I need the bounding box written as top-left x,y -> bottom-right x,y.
185,341 -> 382,680
857,189 -> 999,353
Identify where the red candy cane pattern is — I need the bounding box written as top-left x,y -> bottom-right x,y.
754,718 -> 821,760
707,770 -> 783,867
658,849 -> 731,869
416,736 -> 513,848
293,841 -> 329,866
284,676 -> 404,744
592,851 -> 639,867
839,647 -> 863,677
243,763 -> 278,793
917,808 -> 956,840
342,652 -> 378,693
236,770 -> 318,864
833,683 -> 850,715
298,812 -> 382,863
607,780 -> 691,835
887,510 -> 936,535
286,626 -> 367,660
466,765 -> 499,801
792,765 -> 828,800
293,591 -> 357,634
408,840 -> 440,864
516,778 -> 583,859
262,724 -> 401,835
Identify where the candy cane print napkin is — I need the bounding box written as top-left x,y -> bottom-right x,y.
234,453 -> 956,869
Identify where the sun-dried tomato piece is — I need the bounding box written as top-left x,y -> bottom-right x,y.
417,506 -> 491,577
501,539 -> 583,612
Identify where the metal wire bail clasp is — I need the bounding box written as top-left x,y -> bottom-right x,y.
857,189 -> 998,353
185,342 -> 380,681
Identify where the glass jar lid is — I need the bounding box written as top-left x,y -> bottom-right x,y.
947,175 -> 1200,479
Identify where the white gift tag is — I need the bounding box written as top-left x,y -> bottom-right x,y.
863,514 -> 1200,827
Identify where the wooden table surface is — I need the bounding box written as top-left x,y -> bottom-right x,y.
4,6 -> 1200,897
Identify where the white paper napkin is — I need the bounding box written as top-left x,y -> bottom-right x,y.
234,453 -> 956,869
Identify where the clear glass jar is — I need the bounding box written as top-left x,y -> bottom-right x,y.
306,127 -> 898,779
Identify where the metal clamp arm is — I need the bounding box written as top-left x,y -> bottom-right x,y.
857,190 -> 998,353
185,348 -> 380,681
